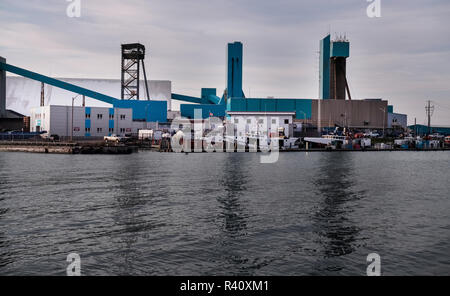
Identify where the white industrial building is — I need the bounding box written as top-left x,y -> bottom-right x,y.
17,76 -> 175,137
30,105 -> 157,137
6,77 -> 173,116
388,112 -> 408,130
227,111 -> 296,138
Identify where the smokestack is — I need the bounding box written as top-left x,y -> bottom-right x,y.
0,56 -> 6,118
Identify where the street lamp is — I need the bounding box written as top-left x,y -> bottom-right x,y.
71,94 -> 81,142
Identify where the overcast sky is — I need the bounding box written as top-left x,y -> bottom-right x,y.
1,0 -> 449,125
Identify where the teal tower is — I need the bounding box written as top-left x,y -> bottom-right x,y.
227,42 -> 244,99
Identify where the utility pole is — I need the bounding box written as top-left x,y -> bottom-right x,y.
379,107 -> 386,137
71,94 -> 80,142
414,117 -> 417,137
425,100 -> 434,136
40,82 -> 45,106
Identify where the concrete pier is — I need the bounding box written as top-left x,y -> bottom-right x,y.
0,141 -> 136,154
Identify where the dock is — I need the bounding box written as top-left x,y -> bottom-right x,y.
0,141 -> 136,154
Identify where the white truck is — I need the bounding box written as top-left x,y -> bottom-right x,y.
104,134 -> 126,143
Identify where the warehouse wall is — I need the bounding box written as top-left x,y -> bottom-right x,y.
30,106 -> 137,137
227,98 -> 313,120
6,77 -> 172,116
388,112 -> 407,129
311,99 -> 388,129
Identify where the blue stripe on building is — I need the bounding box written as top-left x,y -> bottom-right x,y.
85,107 -> 91,137
226,98 -> 313,119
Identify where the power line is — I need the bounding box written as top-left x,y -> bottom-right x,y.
431,100 -> 450,110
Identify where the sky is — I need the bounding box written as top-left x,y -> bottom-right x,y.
1,0 -> 450,125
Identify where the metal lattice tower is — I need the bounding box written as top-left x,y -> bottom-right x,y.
121,43 -> 150,100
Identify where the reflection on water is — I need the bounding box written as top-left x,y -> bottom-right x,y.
0,206 -> 11,269
0,151 -> 449,275
0,155 -> 11,269
218,154 -> 249,238
112,156 -> 147,275
215,154 -> 251,274
312,153 -> 365,273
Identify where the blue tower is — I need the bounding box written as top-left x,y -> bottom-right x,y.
227,42 -> 244,99
319,35 -> 331,100
319,34 -> 351,100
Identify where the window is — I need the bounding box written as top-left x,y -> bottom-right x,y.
97,128 -> 102,133
109,128 -> 114,133
120,128 -> 125,133
85,128 -> 91,132
109,114 -> 114,119
85,113 -> 90,119
234,118 -> 239,124
120,114 -> 126,120
246,119 -> 251,124
272,119 -> 277,124
258,119 -> 264,124
284,119 -> 289,124
97,114 -> 103,119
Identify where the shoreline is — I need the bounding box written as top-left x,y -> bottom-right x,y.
0,141 -> 136,154
0,141 -> 448,154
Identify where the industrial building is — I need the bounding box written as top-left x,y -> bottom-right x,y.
0,44 -> 169,136
29,105 -> 157,137
174,35 -> 399,135
0,109 -> 26,132
10,76 -> 174,137
0,35 -> 408,138
0,57 -> 28,132
408,124 -> 450,136
5,76 -> 173,115
387,105 -> 408,130
227,111 -> 295,139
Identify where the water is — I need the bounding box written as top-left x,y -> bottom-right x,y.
0,151 -> 449,275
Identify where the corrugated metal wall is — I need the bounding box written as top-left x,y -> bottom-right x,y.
312,100 -> 387,129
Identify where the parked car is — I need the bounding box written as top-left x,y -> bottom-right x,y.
104,134 -> 126,143
364,132 -> 380,138
40,133 -> 59,141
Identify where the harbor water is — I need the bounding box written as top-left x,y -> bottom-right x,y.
0,151 -> 449,275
